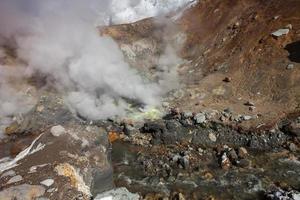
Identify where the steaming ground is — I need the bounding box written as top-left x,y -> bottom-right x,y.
0,0 -> 193,136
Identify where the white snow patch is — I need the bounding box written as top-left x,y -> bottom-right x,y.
0,133 -> 44,173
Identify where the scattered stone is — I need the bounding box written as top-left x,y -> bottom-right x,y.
182,112 -> 193,119
198,148 -> 204,154
47,188 -> 56,193
194,113 -> 206,124
287,64 -> 294,70
237,159 -> 251,168
271,29 -> 289,38
242,115 -> 252,121
40,179 -> 54,187
208,132 -> 217,142
0,184 -> 45,200
238,147 -> 248,158
224,108 -> 232,113
50,125 -> 66,137
220,153 -> 231,170
29,164 -> 48,173
286,24 -> 293,30
172,155 -> 181,163
244,101 -> 255,106
36,105 -> 44,112
266,187 -> 300,200
220,115 -> 227,122
227,149 -> 238,163
288,143 -> 297,152
179,156 -> 190,169
123,124 -> 138,136
249,106 -> 256,111
233,22 -> 240,29
273,16 -> 280,20
7,175 -> 23,184
223,77 -> 231,82
94,187 -> 139,200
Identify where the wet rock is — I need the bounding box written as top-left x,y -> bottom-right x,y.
0,184 -> 45,200
7,175 -> 23,184
94,187 -> 139,200
208,132 -> 217,142
50,125 -> 66,137
238,147 -> 248,158
272,29 -> 289,38
40,179 -> 54,187
194,113 -> 206,124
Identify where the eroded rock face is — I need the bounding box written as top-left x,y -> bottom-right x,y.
0,92 -> 113,199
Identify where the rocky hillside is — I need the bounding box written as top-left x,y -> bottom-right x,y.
103,0 -> 300,130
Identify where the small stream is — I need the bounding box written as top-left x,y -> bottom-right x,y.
111,140 -> 300,199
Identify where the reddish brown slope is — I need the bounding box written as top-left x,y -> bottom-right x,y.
102,0 -> 300,129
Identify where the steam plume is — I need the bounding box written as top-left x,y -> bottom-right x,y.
0,0 -> 190,136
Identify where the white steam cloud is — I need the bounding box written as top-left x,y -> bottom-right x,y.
0,0 -> 191,136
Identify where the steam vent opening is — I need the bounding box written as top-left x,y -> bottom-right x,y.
1,0 -> 300,200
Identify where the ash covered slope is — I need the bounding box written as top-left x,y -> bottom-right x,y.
104,0 -> 300,129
